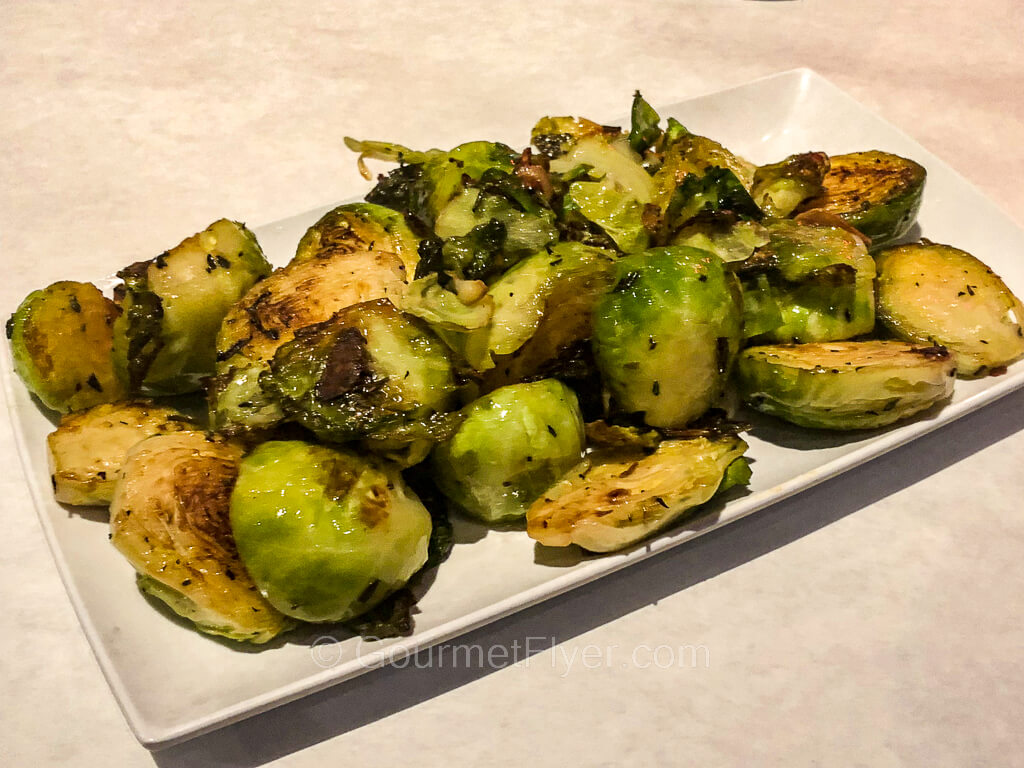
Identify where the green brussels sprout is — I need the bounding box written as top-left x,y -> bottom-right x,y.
263,299 -> 458,444
737,219 -> 876,344
527,425 -> 748,553
671,218 -> 770,264
8,280 -> 127,413
651,132 -> 757,214
592,246 -> 743,428
751,152 -> 830,217
661,167 -> 763,237
113,219 -> 271,395
448,242 -> 615,373
564,180 -> 650,254
209,248 -> 407,435
735,340 -> 955,430
549,134 -> 655,206
434,185 -> 559,274
47,400 -> 192,506
348,138 -> 516,230
431,380 -> 585,523
110,431 -> 294,643
230,440 -> 432,623
875,241 -> 1024,377
398,273 -> 494,332
530,115 -> 615,159
795,151 -> 926,250
292,202 -> 420,274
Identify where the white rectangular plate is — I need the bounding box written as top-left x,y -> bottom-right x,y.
6,68 -> 1024,749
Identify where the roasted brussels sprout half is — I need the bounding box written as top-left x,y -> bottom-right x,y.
593,246 -> 743,428
110,431 -> 293,643
651,132 -> 757,215
230,441 -> 432,623
292,202 -> 420,274
531,115 -> 613,159
47,401 -> 192,506
672,218 -> 770,264
875,241 -> 1024,376
751,152 -> 829,217
349,139 -> 517,230
737,219 -> 876,343
263,299 -> 458,444
431,380 -> 585,523
209,248 -> 407,434
527,428 -> 748,553
8,281 -> 126,413
736,341 -> 955,430
796,151 -> 926,250
113,219 -> 271,395
445,242 -> 616,373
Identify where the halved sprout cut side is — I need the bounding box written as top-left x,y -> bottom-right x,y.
527,432 -> 748,553
875,241 -> 1024,377
735,340 -> 955,430
110,431 -> 294,643
47,400 -> 192,506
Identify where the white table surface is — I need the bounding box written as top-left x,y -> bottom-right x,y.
2,1 -> 1023,765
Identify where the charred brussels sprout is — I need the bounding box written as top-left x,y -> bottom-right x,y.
431,380 -> 585,523
796,151 -> 926,250
262,299 -> 457,444
736,341 -> 955,430
113,219 -> 271,395
527,428 -> 748,553
592,246 -> 743,428
110,431 -> 293,643
447,242 -> 616,373
751,152 -> 829,217
348,138 -> 516,230
47,401 -> 192,506
229,441 -> 432,623
8,281 -> 126,413
531,115 -> 614,159
875,241 -> 1024,376
209,248 -> 407,435
737,219 -> 876,343
292,202 -> 420,274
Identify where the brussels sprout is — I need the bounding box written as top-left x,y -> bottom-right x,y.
564,180 -> 650,253
434,184 -> 559,271
113,219 -> 271,395
672,218 -> 770,264
735,341 -> 955,430
875,241 -> 1024,376
209,248 -> 407,434
431,380 -> 585,523
8,281 -> 126,413
651,133 -> 757,213
751,152 -> 829,217
796,151 -> 925,250
292,202 -> 420,274
661,168 -> 763,237
592,246 -> 743,428
530,115 -> 613,159
110,431 -> 293,643
230,441 -> 432,623
350,139 -> 516,230
262,299 -> 458,444
47,400 -> 192,506
450,242 -> 615,373
549,134 -> 655,206
527,429 -> 748,553
737,219 -> 876,344
398,273 -> 494,332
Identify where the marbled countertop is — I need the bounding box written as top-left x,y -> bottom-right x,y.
2,2 -> 1023,765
